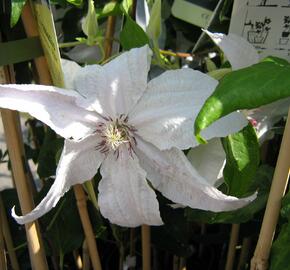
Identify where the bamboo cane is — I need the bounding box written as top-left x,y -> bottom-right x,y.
0,194 -> 20,270
225,224 -> 240,270
21,2 -> 52,85
74,185 -> 102,270
104,11 -> 117,59
82,240 -> 91,270
20,2 -> 103,269
142,225 -> 151,270
0,59 -> 48,270
237,237 -> 251,270
1,110 -> 49,270
251,108 -> 290,270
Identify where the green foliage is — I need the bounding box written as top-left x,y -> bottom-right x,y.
270,223 -> 290,270
146,0 -> 162,44
97,2 -> 121,19
120,16 -> 149,50
10,0 -> 27,27
38,184 -> 84,263
270,191 -> 290,270
82,0 -> 99,45
37,128 -> 64,178
222,124 -> 260,197
195,57 -> 290,143
66,0 -> 83,7
121,0 -> 133,14
186,165 -> 273,224
152,197 -> 194,257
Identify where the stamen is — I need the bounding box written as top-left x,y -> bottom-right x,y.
94,115 -> 137,158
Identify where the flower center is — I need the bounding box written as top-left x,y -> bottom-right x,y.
95,115 -> 137,156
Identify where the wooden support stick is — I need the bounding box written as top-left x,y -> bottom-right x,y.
104,7 -> 117,59
0,61 -> 48,270
142,225 -> 151,270
1,109 -> 49,270
21,2 -> 52,85
237,237 -> 251,270
251,108 -> 290,270
0,195 -> 20,270
82,240 -> 91,270
225,224 -> 240,270
74,185 -> 102,270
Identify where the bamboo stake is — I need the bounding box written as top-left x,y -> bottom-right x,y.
251,108 -> 290,270
1,110 -> 49,270
237,237 -> 251,270
74,185 -> 102,270
225,224 -> 240,270
104,0 -> 117,60
82,240 -> 91,270
0,61 -> 48,270
21,2 -> 52,85
0,195 -> 20,270
142,225 -> 151,270
20,2 -> 103,269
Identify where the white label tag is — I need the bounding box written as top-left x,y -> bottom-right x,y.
229,0 -> 290,61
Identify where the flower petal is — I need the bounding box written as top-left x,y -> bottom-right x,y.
12,135 -> 104,224
61,58 -> 82,89
247,97 -> 290,143
204,30 -> 259,70
187,138 -> 225,187
0,84 -> 100,140
98,148 -> 163,227
130,69 -> 216,149
200,111 -> 248,141
136,138 -> 256,212
73,46 -> 152,117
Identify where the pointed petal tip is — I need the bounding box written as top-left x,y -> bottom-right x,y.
11,206 -> 32,225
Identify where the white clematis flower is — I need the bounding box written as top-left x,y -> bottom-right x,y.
0,45 -> 255,227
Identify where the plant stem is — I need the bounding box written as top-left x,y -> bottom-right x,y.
58,40 -> 85,48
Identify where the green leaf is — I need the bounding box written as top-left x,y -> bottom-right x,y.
66,0 -> 83,7
37,128 -> 64,178
97,2 -> 121,18
11,0 -> 27,27
194,57 -> 290,141
222,124 -> 260,197
121,0 -> 133,14
281,190 -> 290,220
39,184 -> 84,256
82,0 -> 99,45
270,222 -> 290,270
146,0 -> 162,43
152,196 -> 194,257
186,165 -> 273,224
120,16 -> 149,50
